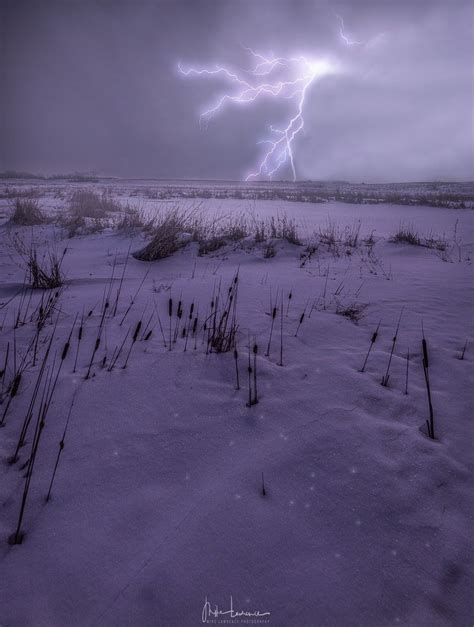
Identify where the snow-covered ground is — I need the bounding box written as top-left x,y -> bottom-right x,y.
0,185 -> 473,626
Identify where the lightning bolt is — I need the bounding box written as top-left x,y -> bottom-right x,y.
178,50 -> 339,181
336,13 -> 363,46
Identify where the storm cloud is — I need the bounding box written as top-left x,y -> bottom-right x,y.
1,0 -> 472,181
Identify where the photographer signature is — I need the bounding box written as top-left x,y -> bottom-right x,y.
202,596 -> 270,623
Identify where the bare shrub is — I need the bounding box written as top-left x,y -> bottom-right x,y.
8,198 -> 45,225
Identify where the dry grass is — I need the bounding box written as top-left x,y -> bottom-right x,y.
318,219 -> 362,249
8,198 -> 46,226
133,206 -> 202,261
114,206 -> 155,233
27,248 -> 65,289
69,190 -> 122,219
335,301 -> 367,322
131,206 -> 302,262
389,224 -> 421,246
389,223 -> 448,252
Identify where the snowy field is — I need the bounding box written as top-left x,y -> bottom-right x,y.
0,181 -> 473,626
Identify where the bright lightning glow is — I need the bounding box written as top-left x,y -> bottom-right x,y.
178,50 -> 339,181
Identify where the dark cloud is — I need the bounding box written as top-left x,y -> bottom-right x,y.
1,0 -> 472,181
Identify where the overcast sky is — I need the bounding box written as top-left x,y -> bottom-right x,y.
1,0 -> 472,182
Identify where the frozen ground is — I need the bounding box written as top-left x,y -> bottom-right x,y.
0,183 -> 473,626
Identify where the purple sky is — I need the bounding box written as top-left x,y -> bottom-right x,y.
1,0 -> 472,181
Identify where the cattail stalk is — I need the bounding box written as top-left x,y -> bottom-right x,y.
286,289 -> 293,317
278,294 -> 284,367
119,269 -> 149,326
233,347 -> 240,390
46,392 -> 77,502
360,320 -> 381,373
73,308 -> 85,373
122,320 -> 142,369
421,336 -> 435,439
168,297 -> 173,351
107,326 -> 131,372
252,341 -> 258,405
153,300 -> 167,348
265,304 -> 278,357
405,348 -> 410,395
246,339 -> 252,407
381,307 -> 404,387
322,267 -> 329,309
112,240 -> 132,317
0,342 -> 10,399
295,310 -> 305,337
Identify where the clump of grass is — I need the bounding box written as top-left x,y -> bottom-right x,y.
69,189 -> 122,219
133,207 -> 200,261
389,224 -> 421,246
266,215 -> 301,245
114,207 -> 155,233
208,273 -> 239,353
58,190 -> 124,236
8,198 -> 45,226
335,301 -> 367,323
27,247 -> 66,289
317,219 -> 363,252
11,234 -> 66,289
198,237 -> 227,256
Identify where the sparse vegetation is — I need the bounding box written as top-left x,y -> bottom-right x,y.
27,247 -> 65,289
389,224 -> 449,252
335,301 -> 367,322
11,235 -> 66,289
8,198 -> 45,226
69,190 -> 123,219
133,207 -> 199,261
389,224 -> 421,246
